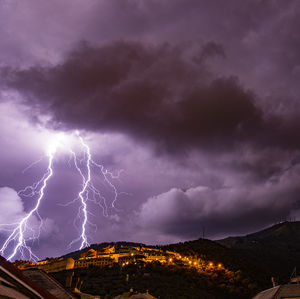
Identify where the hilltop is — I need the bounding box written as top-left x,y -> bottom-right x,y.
218,221 -> 300,247
14,221 -> 300,298
218,221 -> 300,283
61,242 -> 147,260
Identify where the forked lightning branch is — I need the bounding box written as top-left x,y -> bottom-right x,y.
0,131 -> 123,262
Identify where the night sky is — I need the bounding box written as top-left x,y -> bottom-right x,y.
1,0 -> 300,260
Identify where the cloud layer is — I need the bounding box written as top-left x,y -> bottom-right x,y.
0,187 -> 25,226
138,163 -> 300,239
1,0 -> 300,258
0,187 -> 57,240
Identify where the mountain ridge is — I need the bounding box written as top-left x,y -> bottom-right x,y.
48,221 -> 300,298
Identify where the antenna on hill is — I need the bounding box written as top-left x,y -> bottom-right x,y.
202,226 -> 205,239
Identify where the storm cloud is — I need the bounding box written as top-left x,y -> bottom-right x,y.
1,40 -> 298,156
0,41 -> 257,151
138,163 -> 300,239
1,0 -> 300,259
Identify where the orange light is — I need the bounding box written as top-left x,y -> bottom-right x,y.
218,263 -> 222,268
169,258 -> 172,262
189,261 -> 192,264
209,262 -> 213,266
194,262 -> 197,265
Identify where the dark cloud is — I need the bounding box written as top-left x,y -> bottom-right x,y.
1,41 -> 265,153
2,40 -> 300,154
138,164 -> 300,239
1,0 -> 300,258
193,42 -> 225,65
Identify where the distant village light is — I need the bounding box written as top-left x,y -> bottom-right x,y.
14,244 -> 216,276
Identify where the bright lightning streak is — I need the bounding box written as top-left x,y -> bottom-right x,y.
0,146 -> 56,262
0,130 -> 125,260
78,135 -> 91,249
68,132 -> 124,250
68,134 -> 91,250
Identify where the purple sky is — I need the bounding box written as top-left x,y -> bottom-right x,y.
1,0 -> 300,260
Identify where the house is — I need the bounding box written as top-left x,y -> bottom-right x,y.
0,255 -> 56,299
22,268 -> 77,299
253,283 -> 300,299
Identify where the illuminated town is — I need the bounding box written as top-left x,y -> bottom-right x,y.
13,244 -> 223,274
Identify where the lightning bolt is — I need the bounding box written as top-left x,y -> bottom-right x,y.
67,132 -> 126,250
0,131 -> 125,261
67,134 -> 91,250
0,146 -> 56,262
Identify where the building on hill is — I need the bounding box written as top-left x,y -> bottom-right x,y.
13,260 -> 36,270
80,249 -> 97,259
76,245 -> 178,266
74,256 -> 114,268
80,245 -> 116,259
13,245 -> 184,275
37,257 -> 75,273
143,250 -> 167,263
102,244 -> 116,253
119,254 -> 146,265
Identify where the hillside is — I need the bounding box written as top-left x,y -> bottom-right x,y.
218,221 -> 300,248
48,221 -> 300,299
218,221 -> 300,282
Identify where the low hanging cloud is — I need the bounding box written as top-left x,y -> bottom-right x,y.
0,187 -> 58,238
0,187 -> 25,225
137,164 -> 300,239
